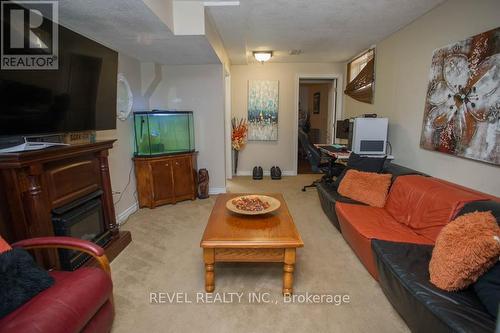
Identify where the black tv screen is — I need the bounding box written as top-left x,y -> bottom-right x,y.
0,17 -> 118,136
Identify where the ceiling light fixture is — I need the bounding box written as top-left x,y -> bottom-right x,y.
203,1 -> 240,7
253,51 -> 273,63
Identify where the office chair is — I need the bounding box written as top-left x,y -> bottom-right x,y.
299,129 -> 341,191
298,128 -> 312,167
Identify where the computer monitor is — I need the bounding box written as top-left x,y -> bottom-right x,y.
350,118 -> 388,155
335,119 -> 350,139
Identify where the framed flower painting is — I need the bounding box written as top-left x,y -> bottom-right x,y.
420,27 -> 499,165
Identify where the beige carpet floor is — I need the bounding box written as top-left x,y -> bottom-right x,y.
110,175 -> 409,333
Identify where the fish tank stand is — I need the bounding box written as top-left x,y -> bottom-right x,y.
133,110 -> 198,207
133,152 -> 198,208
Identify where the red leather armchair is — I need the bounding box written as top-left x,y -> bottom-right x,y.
0,237 -> 114,333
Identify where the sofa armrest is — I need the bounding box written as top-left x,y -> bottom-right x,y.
12,237 -> 110,275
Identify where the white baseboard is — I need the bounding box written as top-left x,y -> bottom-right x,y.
115,189 -> 226,221
235,171 -> 252,176
116,202 -> 138,225
209,187 -> 227,195
235,170 -> 296,176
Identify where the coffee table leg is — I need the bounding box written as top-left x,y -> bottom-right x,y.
283,248 -> 296,295
203,248 -> 215,292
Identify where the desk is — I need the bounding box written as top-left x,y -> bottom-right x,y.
314,144 -> 394,160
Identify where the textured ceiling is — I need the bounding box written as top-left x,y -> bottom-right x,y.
207,0 -> 446,64
57,0 -> 220,65
56,0 -> 446,66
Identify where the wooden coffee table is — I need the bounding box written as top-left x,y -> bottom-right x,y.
200,193 -> 304,295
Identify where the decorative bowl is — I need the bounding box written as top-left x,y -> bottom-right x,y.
226,195 -> 281,215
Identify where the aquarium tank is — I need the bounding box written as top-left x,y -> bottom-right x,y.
134,110 -> 195,156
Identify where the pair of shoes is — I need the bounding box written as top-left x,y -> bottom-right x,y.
270,166 -> 281,180
252,166 -> 263,180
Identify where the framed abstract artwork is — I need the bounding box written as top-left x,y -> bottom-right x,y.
420,27 -> 499,165
248,80 -> 279,141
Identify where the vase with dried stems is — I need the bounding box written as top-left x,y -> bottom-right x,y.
231,117 -> 248,175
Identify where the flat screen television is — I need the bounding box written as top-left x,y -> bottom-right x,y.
0,13 -> 118,137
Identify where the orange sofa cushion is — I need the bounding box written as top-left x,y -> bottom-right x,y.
337,170 -> 392,208
336,203 -> 433,279
430,211 -> 500,291
0,236 -> 11,253
385,175 -> 491,242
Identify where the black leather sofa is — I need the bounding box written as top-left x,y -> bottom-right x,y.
317,163 -> 427,230
372,200 -> 500,333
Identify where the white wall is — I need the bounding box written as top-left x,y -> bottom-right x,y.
97,54 -> 146,222
231,62 -> 344,175
142,63 -> 227,192
98,58 -> 227,221
345,0 -> 500,196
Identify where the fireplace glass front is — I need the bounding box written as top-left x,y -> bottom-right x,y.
52,190 -> 111,270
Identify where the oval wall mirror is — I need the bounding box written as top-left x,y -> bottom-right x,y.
117,73 -> 133,121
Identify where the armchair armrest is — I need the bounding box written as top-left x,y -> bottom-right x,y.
12,237 -> 111,275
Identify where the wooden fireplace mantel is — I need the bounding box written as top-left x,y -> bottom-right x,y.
0,140 -> 131,269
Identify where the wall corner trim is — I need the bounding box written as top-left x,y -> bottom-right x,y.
117,202 -> 139,225
209,187 -> 227,195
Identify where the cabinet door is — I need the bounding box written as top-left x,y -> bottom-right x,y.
150,160 -> 174,203
172,157 -> 194,198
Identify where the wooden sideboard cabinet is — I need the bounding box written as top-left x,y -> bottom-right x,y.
134,152 -> 198,208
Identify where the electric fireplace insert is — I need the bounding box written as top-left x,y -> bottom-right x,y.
52,190 -> 111,270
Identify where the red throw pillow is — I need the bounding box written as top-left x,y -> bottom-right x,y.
429,211 -> 500,291
0,236 -> 11,253
337,169 -> 392,207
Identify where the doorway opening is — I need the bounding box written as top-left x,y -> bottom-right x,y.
297,78 -> 337,174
